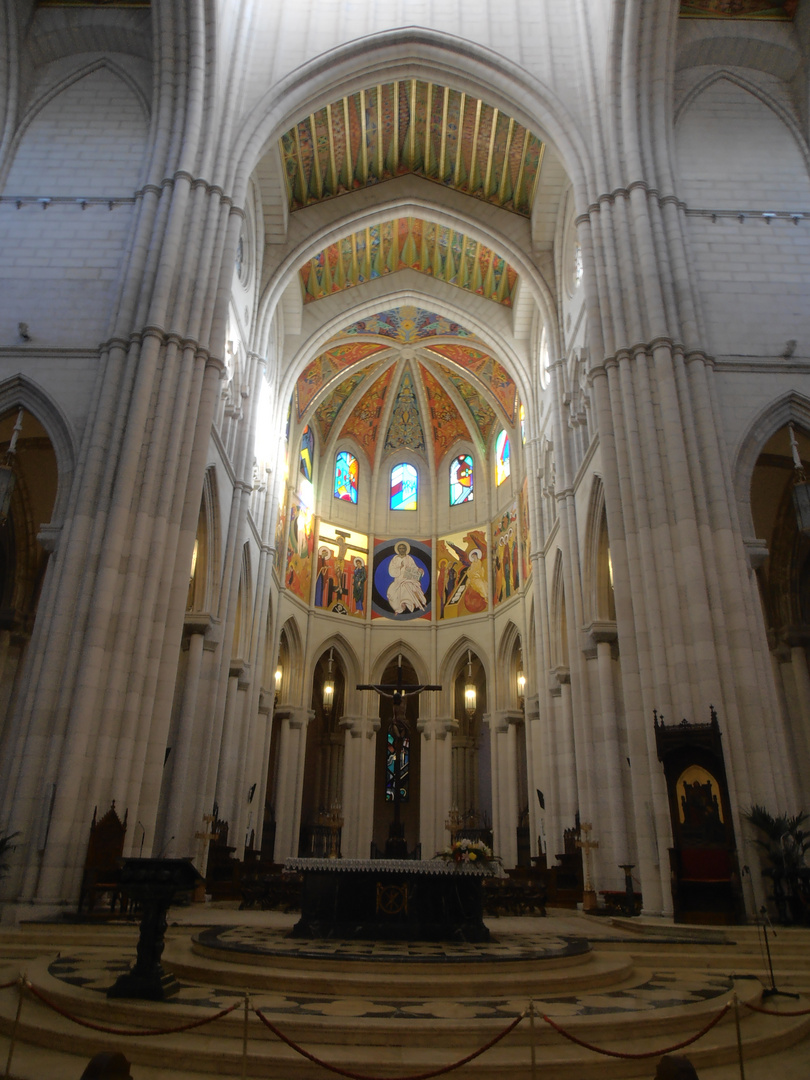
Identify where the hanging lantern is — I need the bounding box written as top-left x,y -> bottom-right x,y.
464,650 -> 476,718
274,665 -> 282,702
517,664 -> 526,709
788,425 -> 810,536
323,648 -> 335,715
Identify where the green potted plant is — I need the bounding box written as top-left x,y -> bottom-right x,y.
744,805 -> 810,925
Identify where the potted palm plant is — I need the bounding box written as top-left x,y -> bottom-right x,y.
744,805 -> 810,925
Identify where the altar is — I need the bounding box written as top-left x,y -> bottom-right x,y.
285,858 -> 494,941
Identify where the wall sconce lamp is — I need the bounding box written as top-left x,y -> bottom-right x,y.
0,409 -> 24,525
322,647 -> 335,716
517,662 -> 526,711
464,650 -> 477,719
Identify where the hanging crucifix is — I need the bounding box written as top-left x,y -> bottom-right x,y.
358,655 -> 442,857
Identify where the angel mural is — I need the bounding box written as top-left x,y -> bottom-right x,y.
437,529 -> 488,619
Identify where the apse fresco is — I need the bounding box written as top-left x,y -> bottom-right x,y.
435,363 -> 497,446
492,504 -> 520,607
313,365 -> 381,444
371,538 -> 432,621
436,529 -> 488,620
384,369 -> 426,452
427,343 -> 518,423
314,523 -> 368,619
295,342 -> 387,419
419,363 -> 471,462
680,0 -> 796,15
285,496 -> 314,603
518,478 -> 532,585
336,306 -> 476,343
339,367 -> 395,458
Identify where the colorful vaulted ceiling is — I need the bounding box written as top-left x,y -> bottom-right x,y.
299,218 -> 519,306
294,309 -> 520,459
280,80 -> 544,216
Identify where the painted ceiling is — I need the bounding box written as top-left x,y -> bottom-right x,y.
294,309 -> 520,459
280,79 -> 543,216
299,218 -> 519,307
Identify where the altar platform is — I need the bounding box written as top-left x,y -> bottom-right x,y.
285,856 -> 498,941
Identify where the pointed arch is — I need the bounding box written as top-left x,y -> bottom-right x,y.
549,549 -> 568,670
0,374 -> 75,529
733,391 -> 810,541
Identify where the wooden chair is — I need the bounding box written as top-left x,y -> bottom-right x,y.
78,802 -> 128,914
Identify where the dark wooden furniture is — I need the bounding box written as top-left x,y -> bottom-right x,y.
287,857 -> 492,941
78,802 -> 128,914
655,708 -> 744,924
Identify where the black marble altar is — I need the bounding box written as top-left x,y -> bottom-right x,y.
286,858 -> 492,942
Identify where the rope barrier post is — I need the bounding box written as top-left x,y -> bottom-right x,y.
733,992 -> 745,1080
242,990 -> 249,1080
529,1000 -> 536,1080
3,974 -> 25,1080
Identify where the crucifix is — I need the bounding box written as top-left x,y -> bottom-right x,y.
358,655 -> 442,857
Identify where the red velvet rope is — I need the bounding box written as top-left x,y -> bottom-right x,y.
0,978 -> 19,991
744,1000 -> 810,1017
541,1002 -> 732,1059
25,982 -> 240,1036
254,1006 -> 525,1080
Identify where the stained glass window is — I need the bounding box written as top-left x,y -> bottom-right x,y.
299,425 -> 314,481
450,454 -> 474,505
386,729 -> 409,802
496,431 -> 511,486
334,450 -> 358,503
520,403 -> 526,446
390,463 -> 417,510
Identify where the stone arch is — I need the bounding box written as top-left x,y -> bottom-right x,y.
1,58 -> 149,194
187,466 -> 220,614
733,391 -> 810,542
310,631 -> 363,715
583,475 -> 615,625
550,549 -> 568,671
276,615 -> 304,703
496,620 -> 524,710
439,636 -> 490,719
230,27 -> 591,213
0,374 -> 75,530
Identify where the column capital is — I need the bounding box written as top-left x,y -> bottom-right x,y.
339,714 -> 380,738
274,706 -> 314,729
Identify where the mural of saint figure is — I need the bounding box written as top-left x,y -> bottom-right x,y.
386,541 -> 427,614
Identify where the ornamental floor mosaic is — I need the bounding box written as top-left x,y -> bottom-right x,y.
194,924 -> 590,961
47,947 -> 735,1021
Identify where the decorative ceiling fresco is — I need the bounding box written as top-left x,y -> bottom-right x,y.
280,79 -> 543,216
679,0 -> 796,16
295,341 -> 387,419
384,369 -> 426,452
434,362 -> 498,447
419,362 -> 472,461
337,306 -> 477,343
426,342 -> 518,423
299,218 -> 519,307
338,366 -> 396,460
312,362 -> 383,444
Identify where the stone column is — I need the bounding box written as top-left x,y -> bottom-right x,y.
419,716 -> 454,858
339,714 -> 378,858
270,706 -> 312,860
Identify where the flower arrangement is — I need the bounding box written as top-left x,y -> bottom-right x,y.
437,838 -> 495,868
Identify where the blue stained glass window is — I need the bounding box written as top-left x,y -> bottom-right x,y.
449,454 -> 474,505
520,403 -> 526,446
390,463 -> 418,510
495,430 -> 511,486
386,728 -> 409,802
334,450 -> 358,503
299,425 -> 314,481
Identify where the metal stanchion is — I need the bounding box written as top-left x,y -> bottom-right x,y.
529,1000 -> 536,1080
733,992 -> 745,1080
3,975 -> 25,1080
242,991 -> 250,1080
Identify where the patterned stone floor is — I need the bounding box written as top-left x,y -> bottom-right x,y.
47,947 -> 735,1021
194,924 -> 591,961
